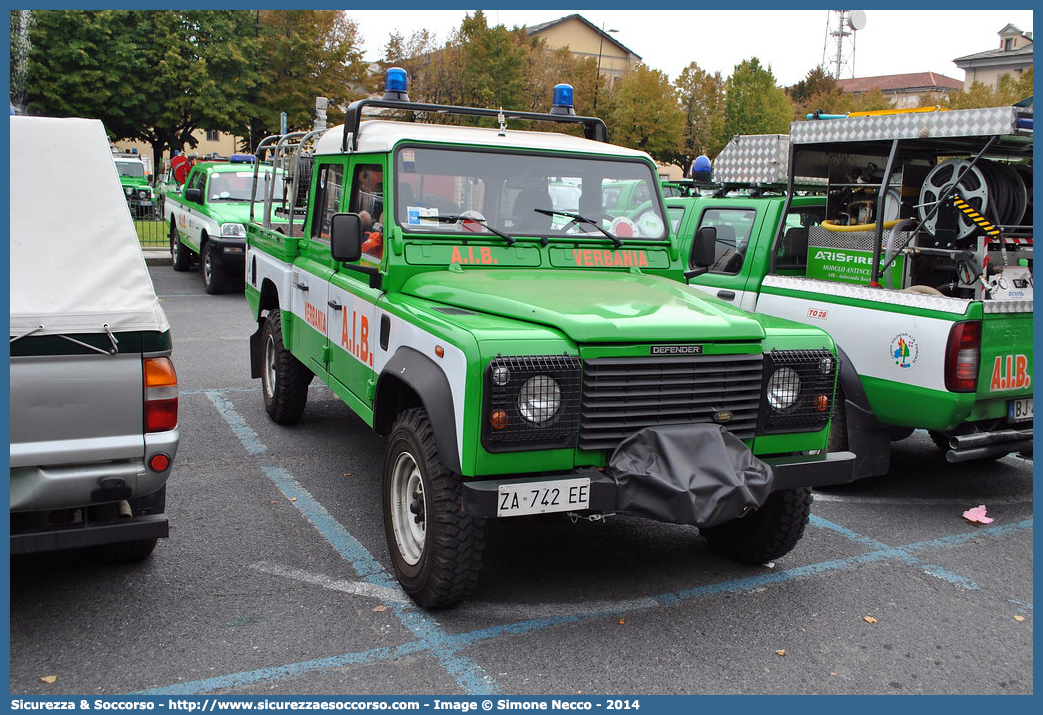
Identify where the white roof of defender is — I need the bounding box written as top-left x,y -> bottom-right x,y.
10,116 -> 170,336
314,119 -> 653,160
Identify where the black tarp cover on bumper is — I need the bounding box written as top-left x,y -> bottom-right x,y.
606,423 -> 773,528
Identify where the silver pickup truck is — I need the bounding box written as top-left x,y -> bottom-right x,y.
10,116 -> 179,561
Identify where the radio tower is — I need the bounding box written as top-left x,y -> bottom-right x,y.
822,10 -> 866,79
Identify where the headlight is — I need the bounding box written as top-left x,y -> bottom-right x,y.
766,367 -> 800,411
483,355 -> 581,450
124,186 -> 134,196
137,189 -> 150,199
519,375 -> 561,424
221,223 -> 246,238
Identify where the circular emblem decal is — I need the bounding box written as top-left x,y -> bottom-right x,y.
890,332 -> 919,369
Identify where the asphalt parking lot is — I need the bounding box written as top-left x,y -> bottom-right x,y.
8,262 -> 1033,696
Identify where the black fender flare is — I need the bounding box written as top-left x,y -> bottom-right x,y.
835,345 -> 891,478
376,347 -> 462,475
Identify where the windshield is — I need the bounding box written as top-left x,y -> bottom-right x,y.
115,160 -> 145,178
394,147 -> 668,240
208,169 -> 284,202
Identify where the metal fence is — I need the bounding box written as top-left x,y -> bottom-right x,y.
130,199 -> 168,248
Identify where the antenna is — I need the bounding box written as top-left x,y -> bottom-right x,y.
822,10 -> 865,79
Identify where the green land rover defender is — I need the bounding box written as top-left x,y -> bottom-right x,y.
245,71 -> 855,608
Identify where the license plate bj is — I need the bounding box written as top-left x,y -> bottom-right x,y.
497,478 -> 591,517
1008,397 -> 1033,422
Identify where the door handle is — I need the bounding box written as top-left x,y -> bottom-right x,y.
717,290 -> 735,301
294,282 -> 309,292
327,300 -> 342,310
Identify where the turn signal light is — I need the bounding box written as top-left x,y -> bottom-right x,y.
814,394 -> 830,412
490,410 -> 508,430
144,357 -> 179,433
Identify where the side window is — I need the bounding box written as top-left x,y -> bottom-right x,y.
633,183 -> 650,207
349,164 -> 384,263
189,170 -> 206,198
311,163 -> 344,240
691,208 -> 756,275
775,206 -> 825,273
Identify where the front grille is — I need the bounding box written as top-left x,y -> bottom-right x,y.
579,354 -> 763,451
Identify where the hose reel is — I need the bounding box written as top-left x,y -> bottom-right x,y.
918,158 -> 1028,242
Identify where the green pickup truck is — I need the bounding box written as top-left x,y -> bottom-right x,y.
244,71 -> 855,608
675,107 -> 1032,478
166,156 -> 286,294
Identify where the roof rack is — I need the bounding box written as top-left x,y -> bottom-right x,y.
341,97 -> 608,152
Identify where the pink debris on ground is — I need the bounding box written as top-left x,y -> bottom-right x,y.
962,505 -> 994,524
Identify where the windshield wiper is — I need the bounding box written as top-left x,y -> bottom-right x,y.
533,208 -> 622,248
432,214 -> 516,247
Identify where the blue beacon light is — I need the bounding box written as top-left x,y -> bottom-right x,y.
550,83 -> 575,116
383,67 -> 410,101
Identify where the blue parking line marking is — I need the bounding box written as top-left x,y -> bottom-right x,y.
809,514 -> 984,589
204,390 -> 499,696
136,498 -> 1032,694
175,389 -> 1033,697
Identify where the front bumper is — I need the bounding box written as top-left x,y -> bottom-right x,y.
207,237 -> 247,268
461,450 -> 855,522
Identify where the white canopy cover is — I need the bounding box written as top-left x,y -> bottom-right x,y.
10,116 -> 170,336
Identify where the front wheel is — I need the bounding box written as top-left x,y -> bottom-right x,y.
260,311 -> 312,424
383,408 -> 485,609
170,222 -> 190,272
700,487 -> 813,564
202,241 -> 227,294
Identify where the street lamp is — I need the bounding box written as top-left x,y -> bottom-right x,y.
594,23 -> 619,110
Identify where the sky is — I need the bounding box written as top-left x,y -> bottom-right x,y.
342,8 -> 1034,87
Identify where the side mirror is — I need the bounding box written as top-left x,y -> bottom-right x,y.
684,226 -> 717,280
330,212 -> 363,263
184,187 -> 203,203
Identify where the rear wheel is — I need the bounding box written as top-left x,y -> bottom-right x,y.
170,222 -> 190,271
261,311 -> 312,424
202,240 -> 227,294
383,408 -> 484,609
700,487 -> 813,564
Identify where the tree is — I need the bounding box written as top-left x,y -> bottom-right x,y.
251,10 -> 368,147
600,63 -> 684,164
947,68 -> 1033,109
721,58 -> 793,141
672,62 -> 726,172
24,10 -> 261,167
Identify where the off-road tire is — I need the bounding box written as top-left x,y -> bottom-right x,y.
170,221 -> 191,272
383,408 -> 485,609
700,487 -> 813,565
202,240 -> 227,295
261,311 -> 312,424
